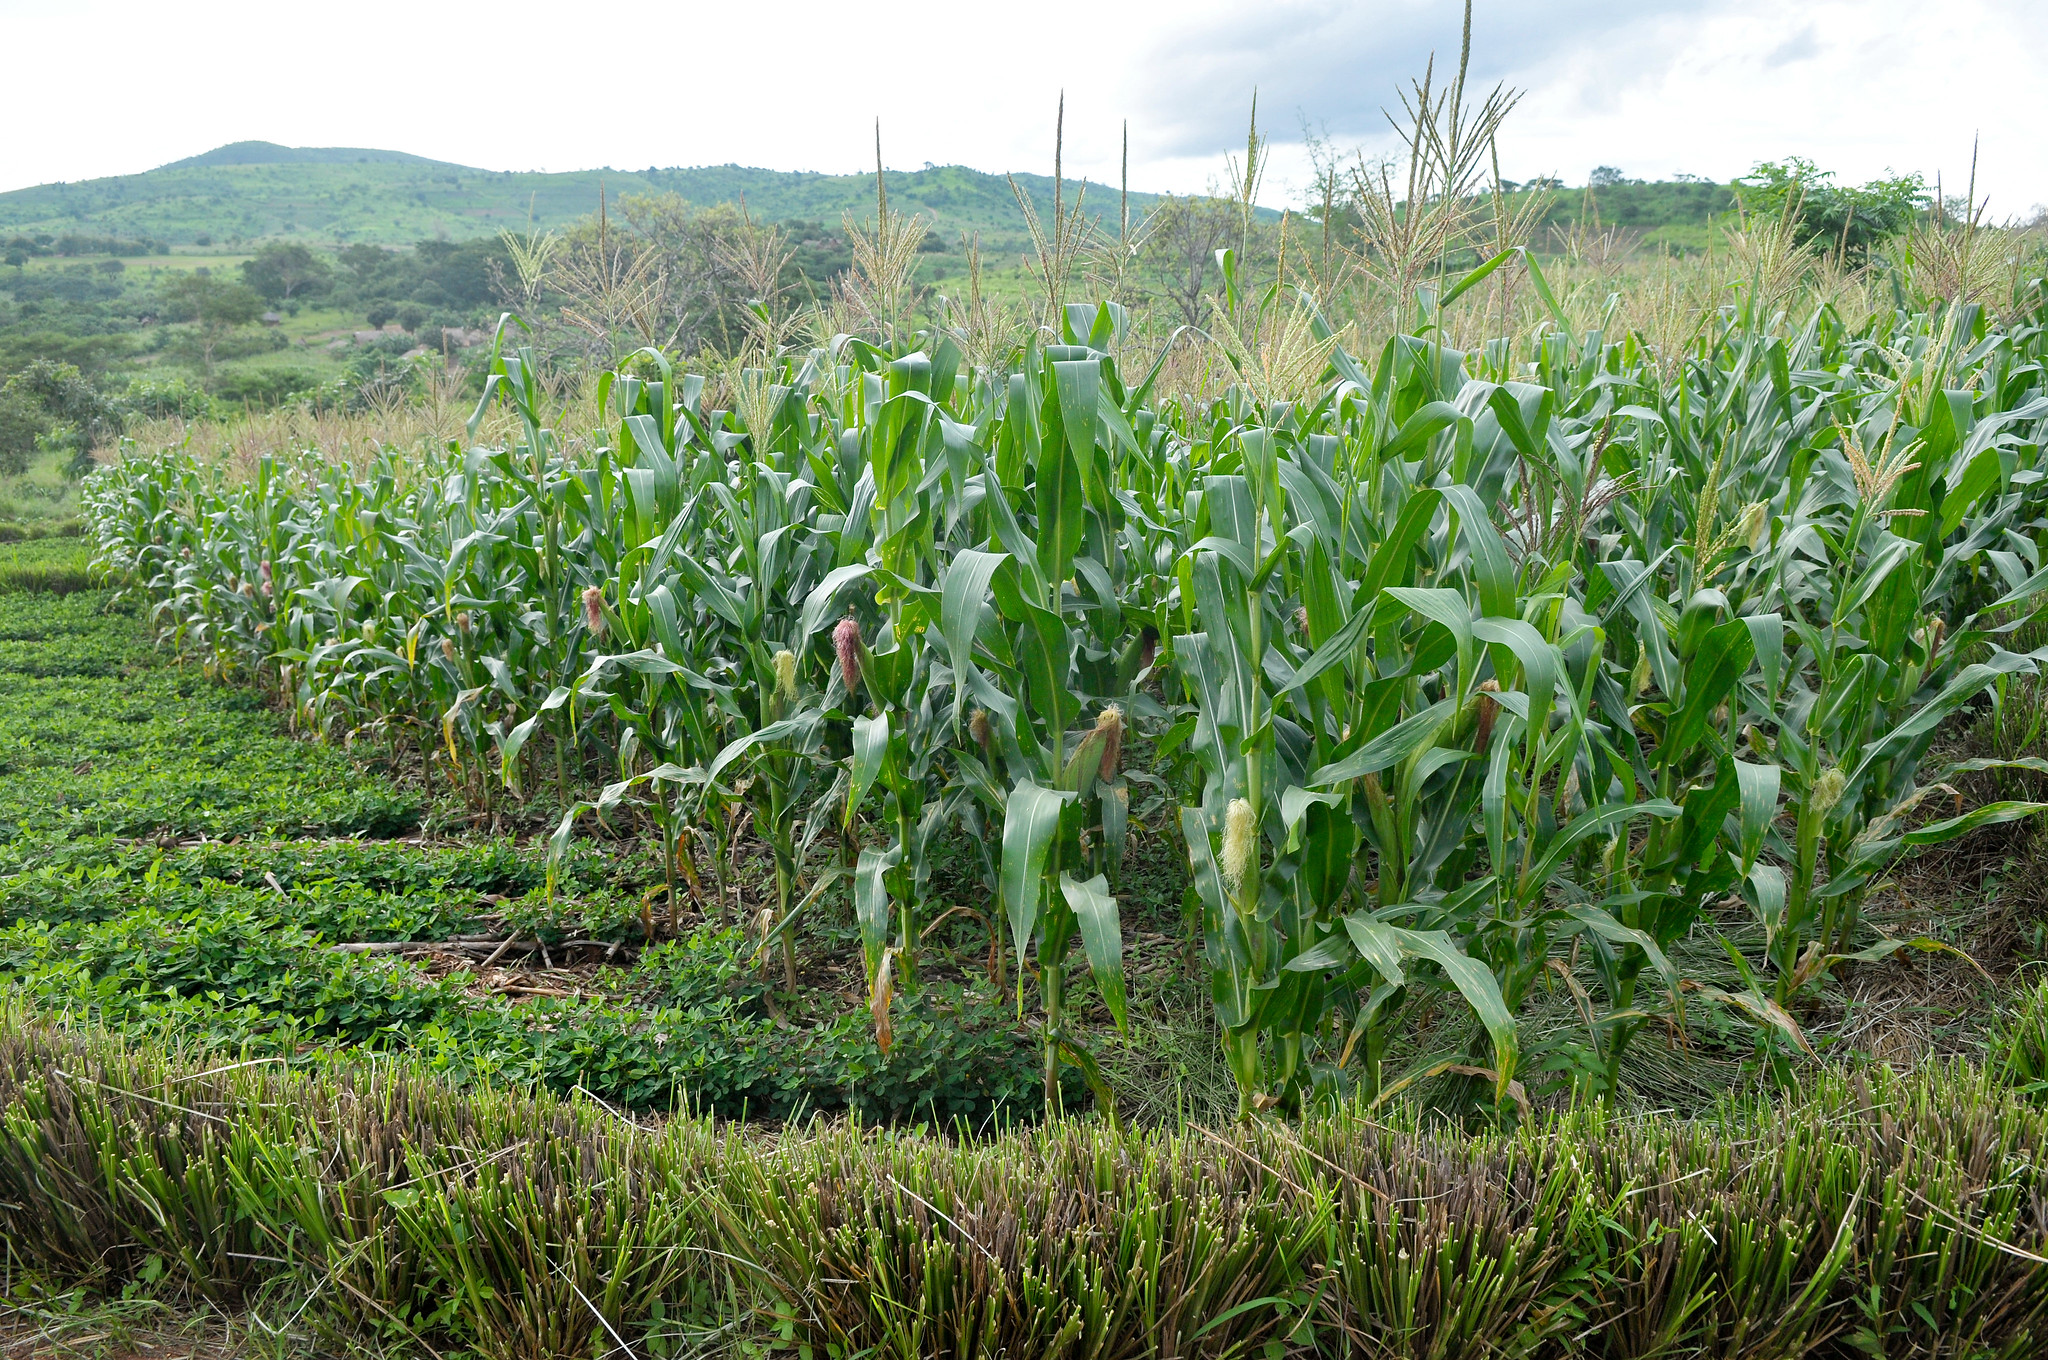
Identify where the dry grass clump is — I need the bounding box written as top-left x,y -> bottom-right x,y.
107,367 -> 603,480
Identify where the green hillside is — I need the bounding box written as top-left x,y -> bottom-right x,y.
1527,179 -> 1742,254
159,142 -> 456,169
1,141 -> 1745,260
0,143 -> 1170,249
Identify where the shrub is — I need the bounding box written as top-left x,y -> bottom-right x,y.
210,365 -> 320,407
0,360 -> 118,467
114,374 -> 215,421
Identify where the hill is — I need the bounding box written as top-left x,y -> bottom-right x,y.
1527,179 -> 1741,253
158,142 -> 462,171
0,144 -> 1174,250
2,142 -> 1741,260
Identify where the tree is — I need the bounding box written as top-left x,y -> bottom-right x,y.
337,243 -> 397,292
0,331 -> 132,377
607,193 -> 791,357
1736,157 -> 1927,259
0,387 -> 45,476
0,361 -> 114,477
1589,166 -> 1638,187
1135,195 -> 1239,327
240,242 -> 332,305
159,274 -> 265,375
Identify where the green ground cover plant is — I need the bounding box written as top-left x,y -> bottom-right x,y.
0,563 -> 1056,1126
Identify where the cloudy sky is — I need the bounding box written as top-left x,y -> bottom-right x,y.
3,0 -> 2043,215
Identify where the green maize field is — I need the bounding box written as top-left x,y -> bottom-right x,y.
70,228 -> 2048,1123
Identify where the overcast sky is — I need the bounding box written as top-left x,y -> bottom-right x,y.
4,0 -> 2044,216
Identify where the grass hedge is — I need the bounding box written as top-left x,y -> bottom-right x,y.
4,1009 -> 2046,1358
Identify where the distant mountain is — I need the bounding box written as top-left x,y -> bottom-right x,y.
159,142 -> 461,170
0,143 -> 1184,249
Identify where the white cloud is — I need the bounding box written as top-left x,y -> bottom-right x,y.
1763,26 -> 1821,69
1488,0 -> 2047,213
0,0 -> 2041,215
1126,0 -> 1704,154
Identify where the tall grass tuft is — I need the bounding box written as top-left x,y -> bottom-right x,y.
1993,974 -> 2048,1094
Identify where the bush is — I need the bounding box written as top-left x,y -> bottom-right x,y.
0,361 -> 118,470
115,374 -> 215,422
1735,156 -> 1928,257
239,241 -> 332,305
210,365 -> 320,407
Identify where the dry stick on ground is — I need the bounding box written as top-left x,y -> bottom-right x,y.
329,938 -> 535,956
496,983 -> 583,999
1903,1184 -> 2048,1265
481,935 -> 524,968
565,1274 -> 642,1360
379,1140 -> 534,1194
573,1085 -> 645,1129
721,803 -> 756,920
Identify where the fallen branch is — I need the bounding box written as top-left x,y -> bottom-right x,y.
326,938 -> 633,961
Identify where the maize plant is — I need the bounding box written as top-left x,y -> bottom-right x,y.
937,340 -> 1161,1111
